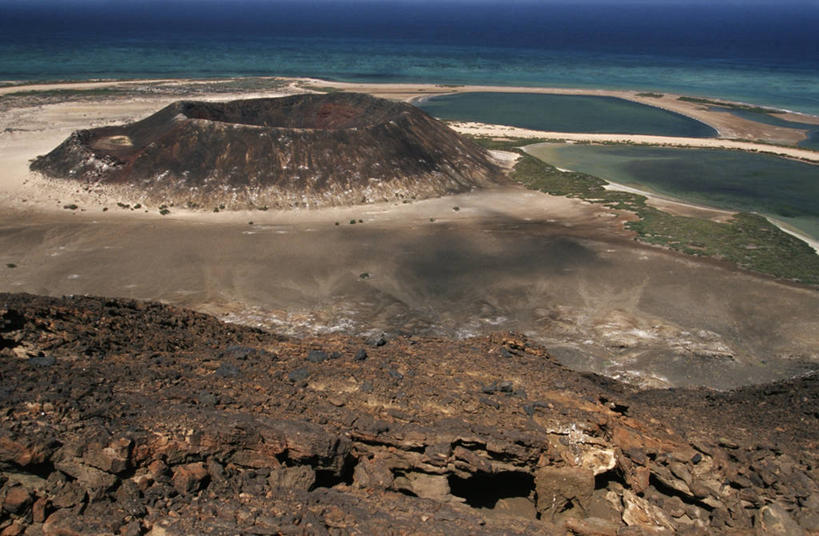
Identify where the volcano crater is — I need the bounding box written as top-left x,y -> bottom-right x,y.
32,93 -> 505,209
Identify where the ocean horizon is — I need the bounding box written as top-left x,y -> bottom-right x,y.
1,0 -> 818,115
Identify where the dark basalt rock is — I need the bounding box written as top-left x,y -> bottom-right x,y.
31,93 -> 505,208
0,292 -> 816,535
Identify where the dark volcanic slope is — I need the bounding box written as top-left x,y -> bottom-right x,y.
1,293 -> 817,535
30,93 -> 505,208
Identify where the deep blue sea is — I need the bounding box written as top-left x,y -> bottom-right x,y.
1,1 -> 818,114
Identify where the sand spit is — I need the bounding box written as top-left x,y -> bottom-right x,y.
297,78 -> 816,146
452,121 -> 819,163
4,76 -> 819,145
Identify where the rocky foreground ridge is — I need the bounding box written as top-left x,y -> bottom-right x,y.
0,293 -> 817,535
30,93 -> 504,209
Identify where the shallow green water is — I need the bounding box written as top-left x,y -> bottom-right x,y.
416,92 -> 718,138
527,143 -> 819,240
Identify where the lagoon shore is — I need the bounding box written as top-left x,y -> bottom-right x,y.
1,76 -> 816,250
2,76 -> 817,214
449,121 -> 819,163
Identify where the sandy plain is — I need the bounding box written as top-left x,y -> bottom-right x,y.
1,78 -> 817,390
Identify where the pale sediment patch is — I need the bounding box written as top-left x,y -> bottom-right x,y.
600,179 -> 738,222
487,149 -> 521,170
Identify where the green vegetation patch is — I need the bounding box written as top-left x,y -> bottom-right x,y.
474,136 -> 819,285
298,84 -> 343,94
678,96 -> 777,115
636,92 -> 664,98
629,209 -> 819,283
2,87 -> 125,99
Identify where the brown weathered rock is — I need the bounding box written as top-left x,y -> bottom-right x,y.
352,455 -> 395,490
756,503 -> 805,536
268,465 -> 315,492
616,527 -> 673,536
146,460 -> 168,480
565,516 -> 620,536
0,437 -> 54,468
2,485 -> 31,514
581,447 -> 617,476
54,459 -> 117,501
629,466 -> 651,495
0,521 -> 25,536
495,496 -> 538,519
621,490 -> 675,532
402,472 -> 451,501
0,438 -> 34,467
84,439 -> 131,475
43,509 -> 101,536
51,481 -> 86,510
0,293 -> 816,535
32,497 -> 48,523
171,462 -> 209,495
120,521 -> 142,536
114,480 -> 146,518
535,466 -> 595,520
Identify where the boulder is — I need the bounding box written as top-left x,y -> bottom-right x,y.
621,490 -> 675,532
756,503 -> 805,536
564,517 -> 620,536
84,438 -> 131,475
2,485 -> 32,514
54,459 -> 117,501
268,466 -> 316,492
171,462 -> 209,495
404,472 -> 451,501
534,466 -> 595,520
353,456 -> 395,490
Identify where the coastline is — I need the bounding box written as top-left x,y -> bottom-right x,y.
448,121 -> 819,164
594,173 -> 819,255
521,141 -> 819,251
1,76 -> 817,258
765,217 -> 819,255
3,76 -> 819,146
317,80 -> 815,146
520,146 -> 819,254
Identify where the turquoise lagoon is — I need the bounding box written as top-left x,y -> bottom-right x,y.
526,143 -> 819,241
417,93 -> 717,138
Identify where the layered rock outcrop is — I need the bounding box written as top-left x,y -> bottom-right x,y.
30,93 -> 504,208
1,293 -> 817,534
